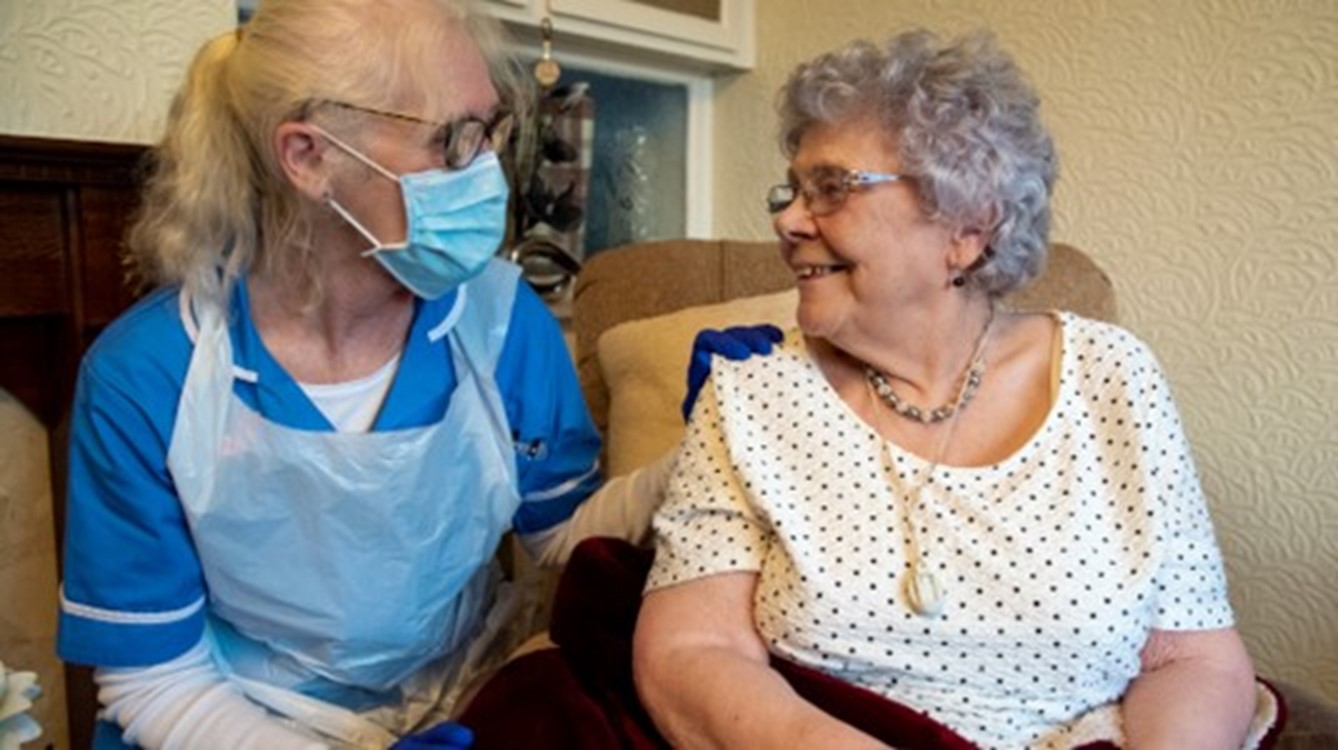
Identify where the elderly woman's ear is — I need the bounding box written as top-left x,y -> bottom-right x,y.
947,224 -> 990,276
273,121 -> 335,201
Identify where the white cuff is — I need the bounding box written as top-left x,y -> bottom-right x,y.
519,449 -> 677,566
96,638 -> 328,750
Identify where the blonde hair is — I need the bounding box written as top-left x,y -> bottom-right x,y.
126,0 -> 530,304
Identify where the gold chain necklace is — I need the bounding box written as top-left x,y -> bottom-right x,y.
864,306 -> 995,618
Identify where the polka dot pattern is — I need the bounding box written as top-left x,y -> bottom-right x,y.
646,313 -> 1234,749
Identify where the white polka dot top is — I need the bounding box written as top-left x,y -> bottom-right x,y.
647,312 -> 1234,749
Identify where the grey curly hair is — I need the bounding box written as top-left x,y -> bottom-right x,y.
777,29 -> 1057,296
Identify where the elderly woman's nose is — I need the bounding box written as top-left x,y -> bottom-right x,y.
773,197 -> 816,241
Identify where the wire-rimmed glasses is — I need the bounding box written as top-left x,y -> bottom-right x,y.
317,100 -> 515,170
766,167 -> 907,216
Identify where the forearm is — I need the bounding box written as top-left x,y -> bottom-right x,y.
97,639 -> 328,750
636,644 -> 886,750
1122,646 -> 1255,749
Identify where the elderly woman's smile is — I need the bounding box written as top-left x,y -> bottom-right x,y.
794,262 -> 851,280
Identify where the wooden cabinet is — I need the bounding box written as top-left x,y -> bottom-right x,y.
482,0 -> 754,72
0,136 -> 145,433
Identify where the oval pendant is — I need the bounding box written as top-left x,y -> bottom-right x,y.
906,568 -> 945,618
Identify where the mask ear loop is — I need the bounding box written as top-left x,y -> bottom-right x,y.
310,123 -> 399,181
325,196 -> 388,257
309,124 -> 403,256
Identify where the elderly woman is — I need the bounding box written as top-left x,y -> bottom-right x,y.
633,30 -> 1260,749
54,1 -> 701,748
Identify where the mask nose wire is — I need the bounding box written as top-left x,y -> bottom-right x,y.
309,124 -> 403,255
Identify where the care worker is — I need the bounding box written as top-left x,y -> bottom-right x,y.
54,1 -> 719,747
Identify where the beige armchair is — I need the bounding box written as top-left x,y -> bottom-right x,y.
569,238 -> 1338,749
573,239 -> 1115,437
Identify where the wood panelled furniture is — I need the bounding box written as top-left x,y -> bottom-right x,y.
0,133 -> 148,750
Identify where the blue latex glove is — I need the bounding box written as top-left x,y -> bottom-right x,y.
391,721 -> 475,750
682,324 -> 784,421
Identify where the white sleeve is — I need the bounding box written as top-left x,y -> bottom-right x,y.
517,448 -> 676,567
96,638 -> 328,750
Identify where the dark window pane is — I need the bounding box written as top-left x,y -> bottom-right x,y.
626,0 -> 721,22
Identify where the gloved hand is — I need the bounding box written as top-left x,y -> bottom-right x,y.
682,324 -> 784,421
390,721 -> 474,750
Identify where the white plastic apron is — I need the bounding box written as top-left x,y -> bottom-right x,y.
166,260 -> 523,746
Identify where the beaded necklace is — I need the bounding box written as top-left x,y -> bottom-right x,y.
864,305 -> 994,424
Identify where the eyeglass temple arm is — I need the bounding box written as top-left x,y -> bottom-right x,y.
849,171 -> 903,186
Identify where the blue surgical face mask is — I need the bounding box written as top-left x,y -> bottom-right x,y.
317,126 -> 509,299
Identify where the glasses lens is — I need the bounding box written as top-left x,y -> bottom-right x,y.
444,112 -> 516,168
807,172 -> 850,216
489,112 -> 515,154
766,184 -> 796,214
444,120 -> 485,169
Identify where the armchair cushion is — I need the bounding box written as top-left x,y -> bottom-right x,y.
597,288 -> 797,477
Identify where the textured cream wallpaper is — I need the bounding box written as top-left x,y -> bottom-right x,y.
0,0 -> 234,143
715,0 -> 1338,703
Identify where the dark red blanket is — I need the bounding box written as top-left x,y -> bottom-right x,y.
460,537 -> 981,748
458,537 -> 1280,749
